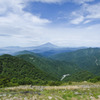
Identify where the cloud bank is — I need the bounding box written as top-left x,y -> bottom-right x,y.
0,0 -> 100,47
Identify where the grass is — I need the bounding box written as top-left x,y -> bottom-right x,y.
0,82 -> 100,100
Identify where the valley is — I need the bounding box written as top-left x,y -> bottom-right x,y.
0,43 -> 100,100
1,0 -> 100,99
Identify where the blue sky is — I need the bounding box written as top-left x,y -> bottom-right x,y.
0,0 -> 100,47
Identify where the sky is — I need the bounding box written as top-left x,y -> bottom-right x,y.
0,0 -> 100,47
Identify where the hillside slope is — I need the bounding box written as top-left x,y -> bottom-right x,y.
0,54 -> 56,81
51,48 -> 100,75
63,71 -> 95,82
16,52 -> 80,79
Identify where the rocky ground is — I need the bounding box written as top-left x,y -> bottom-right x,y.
0,82 -> 100,100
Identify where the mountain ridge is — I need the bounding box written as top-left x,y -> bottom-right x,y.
0,42 -> 87,56
51,48 -> 100,76
0,54 -> 56,81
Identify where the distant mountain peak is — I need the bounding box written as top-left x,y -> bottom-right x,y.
43,42 -> 55,46
45,42 -> 53,45
38,42 -> 58,48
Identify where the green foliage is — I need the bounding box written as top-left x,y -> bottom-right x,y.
48,81 -> 62,86
63,71 -> 95,82
0,54 -> 57,87
68,81 -> 72,85
0,75 -> 10,88
17,54 -> 80,79
1,48 -> 100,88
51,48 -> 100,76
17,51 -> 97,82
88,76 -> 100,83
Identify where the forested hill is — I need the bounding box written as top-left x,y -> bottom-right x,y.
16,53 -> 80,79
0,54 -> 56,83
0,47 -> 100,85
63,71 -> 95,82
51,48 -> 100,75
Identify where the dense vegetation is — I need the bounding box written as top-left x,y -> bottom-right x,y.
0,54 -> 57,87
88,76 -> 100,83
16,52 -> 80,78
1,48 -> 100,88
16,52 -> 98,82
63,71 -> 95,82
51,48 -> 100,76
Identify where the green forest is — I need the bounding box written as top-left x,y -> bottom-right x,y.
0,54 -> 57,87
0,48 -> 100,88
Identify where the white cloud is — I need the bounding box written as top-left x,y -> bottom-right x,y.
30,0 -> 94,4
0,0 -> 24,14
0,0 -> 51,47
0,0 -> 50,24
83,20 -> 91,24
31,0 -> 94,4
73,0 -> 94,4
85,3 -> 100,19
0,0 -> 100,47
41,24 -> 100,47
32,0 -> 64,3
70,2 -> 100,24
0,1 -> 51,32
71,16 -> 84,24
